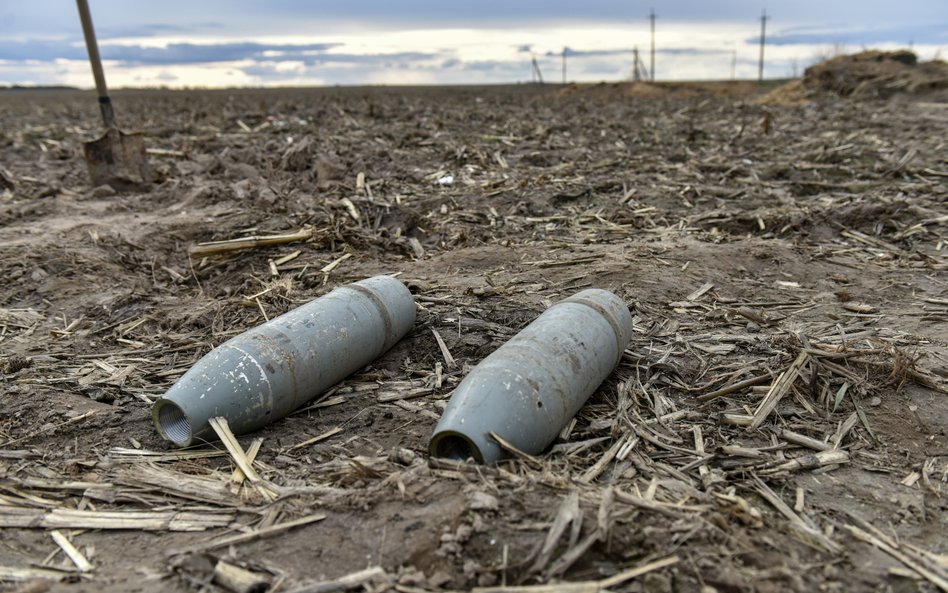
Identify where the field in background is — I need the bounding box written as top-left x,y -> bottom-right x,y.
1,53 -> 947,592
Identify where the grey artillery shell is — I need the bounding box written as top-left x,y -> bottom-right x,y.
153,275 -> 415,447
429,288 -> 633,464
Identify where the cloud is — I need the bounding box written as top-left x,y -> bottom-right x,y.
459,60 -> 530,73
98,22 -> 225,38
0,39 -> 454,69
545,47 -> 731,58
238,50 -> 452,83
240,63 -> 307,81
0,40 -> 86,61
577,59 -> 629,76
547,48 -> 630,58
243,54 -> 526,79
100,42 -> 343,65
760,23 -> 948,46
210,0 -> 643,29
657,47 -> 733,56
0,40 -> 344,65
301,51 -> 443,66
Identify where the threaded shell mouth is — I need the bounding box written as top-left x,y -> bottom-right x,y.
154,400 -> 193,447
429,431 -> 483,463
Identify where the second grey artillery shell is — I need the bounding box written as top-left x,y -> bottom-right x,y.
429,288 -> 633,464
153,275 -> 415,447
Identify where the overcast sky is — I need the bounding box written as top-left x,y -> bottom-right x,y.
1,1 -> 945,87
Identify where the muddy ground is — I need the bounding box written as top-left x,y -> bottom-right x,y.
0,81 -> 946,593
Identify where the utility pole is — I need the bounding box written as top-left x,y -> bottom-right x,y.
731,50 -> 737,80
758,9 -> 768,83
649,8 -> 656,81
531,55 -> 544,84
562,47 -> 567,84
632,47 -> 649,82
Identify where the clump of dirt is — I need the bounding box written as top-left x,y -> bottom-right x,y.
760,50 -> 948,104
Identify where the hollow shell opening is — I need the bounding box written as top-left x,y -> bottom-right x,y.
155,401 -> 193,446
430,432 -> 483,463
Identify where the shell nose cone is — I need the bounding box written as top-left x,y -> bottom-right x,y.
429,287 -> 633,465
151,275 -> 416,447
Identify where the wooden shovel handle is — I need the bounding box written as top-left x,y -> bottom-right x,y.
76,0 -> 116,129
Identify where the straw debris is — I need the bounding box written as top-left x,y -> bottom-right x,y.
1,78 -> 945,591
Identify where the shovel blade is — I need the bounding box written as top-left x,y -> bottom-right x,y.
82,128 -> 150,191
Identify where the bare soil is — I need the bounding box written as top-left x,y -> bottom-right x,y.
1,80 -> 946,593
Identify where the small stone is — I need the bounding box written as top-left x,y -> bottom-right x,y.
232,179 -> 256,200
281,136 -> 315,171
462,560 -> 480,578
398,568 -> 426,586
455,524 -> 473,542
388,447 -> 419,466
314,157 -> 346,191
0,168 -> 14,190
427,571 -> 452,588
91,184 -> 116,198
643,572 -> 672,593
470,513 -> 487,533
466,490 -> 499,511
225,162 -> 260,180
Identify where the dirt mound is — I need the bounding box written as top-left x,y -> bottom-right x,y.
759,50 -> 948,104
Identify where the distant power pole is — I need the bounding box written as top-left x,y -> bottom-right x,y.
731,50 -> 737,80
562,47 -> 567,84
531,55 -> 544,84
632,47 -> 649,82
649,9 -> 656,81
758,9 -> 768,82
